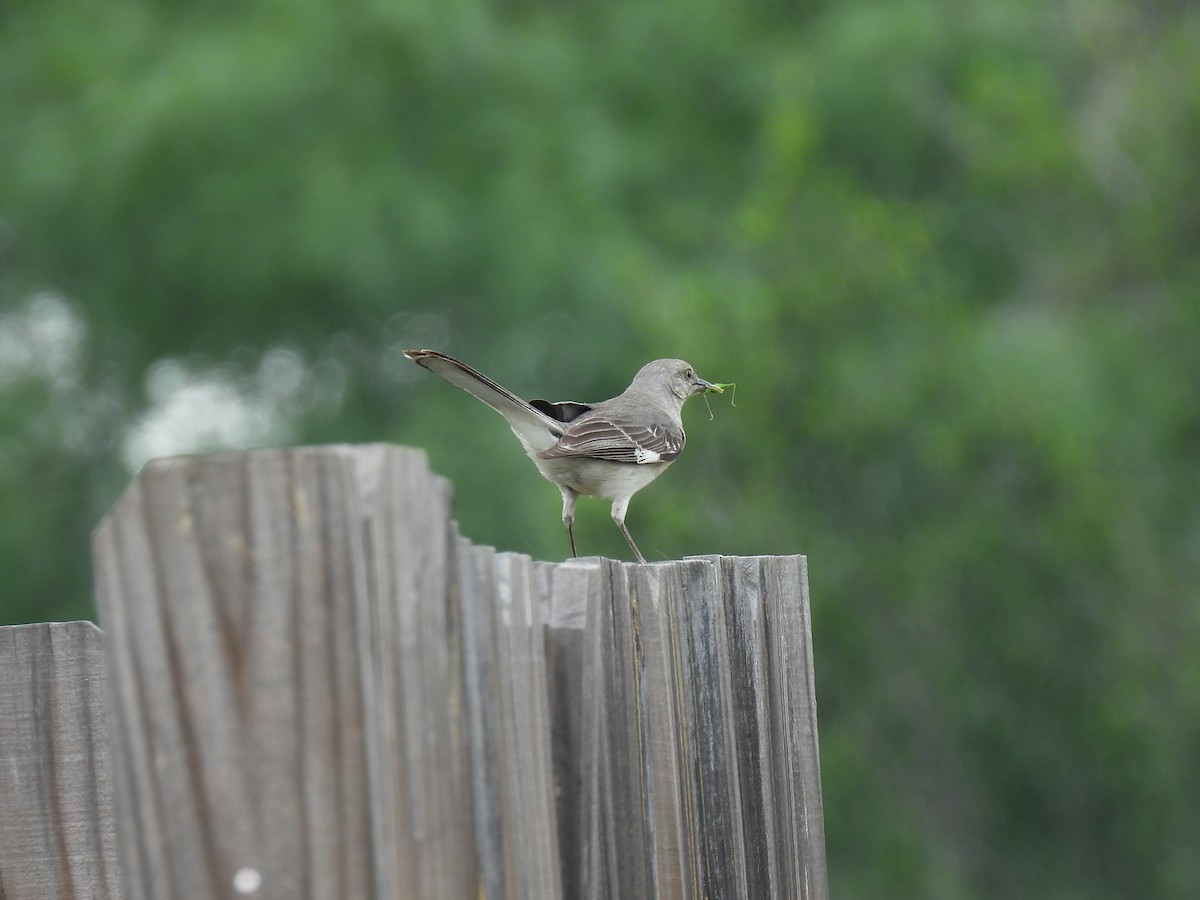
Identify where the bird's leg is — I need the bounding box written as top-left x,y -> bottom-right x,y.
559,486 -> 579,558
617,521 -> 646,564
610,496 -> 647,564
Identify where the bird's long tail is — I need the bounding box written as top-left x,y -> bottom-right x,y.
403,349 -> 563,453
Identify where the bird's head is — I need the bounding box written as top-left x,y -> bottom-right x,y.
631,359 -> 722,405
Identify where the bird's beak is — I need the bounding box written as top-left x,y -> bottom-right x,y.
696,377 -> 722,394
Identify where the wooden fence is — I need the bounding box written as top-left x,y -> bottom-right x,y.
0,444 -> 827,899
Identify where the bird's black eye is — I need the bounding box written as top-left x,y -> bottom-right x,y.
684,367 -> 694,379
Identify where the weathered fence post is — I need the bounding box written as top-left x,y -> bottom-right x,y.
558,556 -> 828,899
92,446 -> 391,899
2,443 -> 828,898
91,445 -> 489,900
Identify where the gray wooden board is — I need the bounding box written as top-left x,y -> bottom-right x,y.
630,561 -> 690,899
0,621 -> 122,900
357,445 -> 476,899
496,551 -> 561,899
93,448 -> 380,899
539,560 -> 594,900
457,536 -> 505,900
762,555 -> 828,899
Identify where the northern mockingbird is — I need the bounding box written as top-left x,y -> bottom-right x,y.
404,349 -> 723,563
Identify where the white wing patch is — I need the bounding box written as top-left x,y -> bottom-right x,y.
634,446 -> 661,464
611,421 -> 662,464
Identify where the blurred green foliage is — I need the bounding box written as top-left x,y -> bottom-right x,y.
2,0 -> 1198,895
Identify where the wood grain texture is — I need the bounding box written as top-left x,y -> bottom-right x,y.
355,446 -> 475,900
712,554 -> 829,899
538,560 -> 595,900
93,447 -> 383,899
0,621 -> 121,900
457,544 -> 562,900
86,444 -> 826,899
560,555 -> 829,900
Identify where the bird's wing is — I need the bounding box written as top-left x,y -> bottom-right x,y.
538,414 -> 685,465
404,350 -> 564,453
